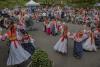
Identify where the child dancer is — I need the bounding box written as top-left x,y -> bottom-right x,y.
73,31 -> 88,59
51,19 -> 58,36
43,18 -> 48,32
21,30 -> 36,55
54,24 -> 70,54
82,29 -> 97,51
46,21 -> 51,35
3,23 -> 31,66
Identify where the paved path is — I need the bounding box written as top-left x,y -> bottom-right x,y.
0,22 -> 100,67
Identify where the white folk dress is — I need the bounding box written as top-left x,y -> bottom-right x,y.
82,37 -> 97,51
4,31 -> 31,66
54,32 -> 70,54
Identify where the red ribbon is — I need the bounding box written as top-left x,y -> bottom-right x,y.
61,36 -> 64,42
61,36 -> 67,42
11,40 -> 18,48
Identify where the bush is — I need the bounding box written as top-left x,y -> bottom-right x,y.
30,49 -> 53,67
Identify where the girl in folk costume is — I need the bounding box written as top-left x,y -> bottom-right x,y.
18,12 -> 26,31
59,23 -> 65,34
54,25 -> 71,54
82,29 -> 97,51
21,31 -> 36,55
56,19 -> 62,33
51,19 -> 58,36
3,23 -> 31,66
94,25 -> 100,49
73,31 -> 88,59
46,21 -> 51,35
83,15 -> 88,25
43,18 -> 48,32
94,14 -> 99,26
17,22 -> 25,31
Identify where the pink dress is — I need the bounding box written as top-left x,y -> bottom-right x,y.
46,23 -> 51,35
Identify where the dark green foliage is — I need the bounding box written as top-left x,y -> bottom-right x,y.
30,49 -> 52,67
0,0 -> 27,8
0,0 -> 100,8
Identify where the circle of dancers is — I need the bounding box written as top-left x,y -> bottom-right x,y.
42,15 -> 100,59
0,6 -> 100,66
52,23 -> 100,59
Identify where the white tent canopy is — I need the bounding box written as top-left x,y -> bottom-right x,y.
26,0 -> 40,6
94,3 -> 100,6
